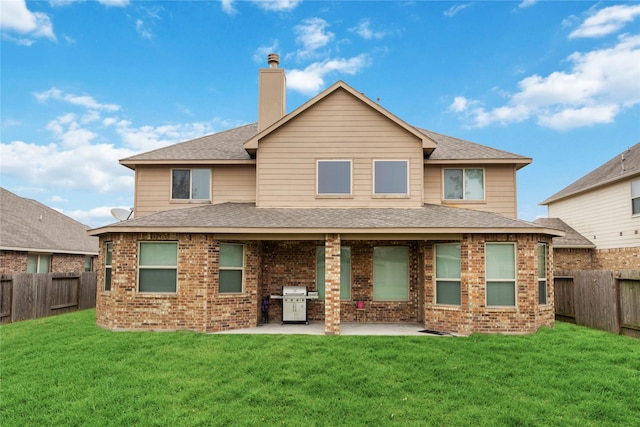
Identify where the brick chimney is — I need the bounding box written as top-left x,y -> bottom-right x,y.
258,53 -> 286,132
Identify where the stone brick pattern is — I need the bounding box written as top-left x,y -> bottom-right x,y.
98,233 -> 555,335
554,247 -> 640,271
0,250 -> 96,274
423,233 -> 555,335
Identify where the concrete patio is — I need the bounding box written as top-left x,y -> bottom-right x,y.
215,322 -> 456,336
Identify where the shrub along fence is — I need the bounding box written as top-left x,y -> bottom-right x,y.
554,269 -> 640,338
0,272 -> 96,324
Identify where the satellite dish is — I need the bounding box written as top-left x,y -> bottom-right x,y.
110,208 -> 133,221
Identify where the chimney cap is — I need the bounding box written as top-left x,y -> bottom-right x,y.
267,53 -> 280,68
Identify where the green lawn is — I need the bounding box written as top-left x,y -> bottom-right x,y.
1,310 -> 639,426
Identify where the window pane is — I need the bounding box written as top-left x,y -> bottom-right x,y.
220,244 -> 243,268
486,244 -> 515,279
139,269 -> 177,292
191,169 -> 210,199
220,270 -> 243,293
633,197 -> 640,215
444,169 -> 463,199
436,281 -> 461,305
538,244 -> 546,279
436,244 -> 461,279
316,247 -> 325,298
106,242 -> 113,265
316,246 -> 351,300
140,242 -> 177,266
374,161 -> 408,194
373,246 -> 409,300
84,256 -> 92,272
318,161 -> 351,194
632,180 -> 640,198
27,255 -> 38,273
465,169 -> 484,200
538,280 -> 547,305
172,169 -> 190,199
487,281 -> 515,306
105,268 -> 112,291
39,256 -> 50,273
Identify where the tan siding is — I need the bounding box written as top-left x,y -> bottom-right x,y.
134,165 -> 256,217
423,164 -> 518,217
257,89 -> 424,208
548,179 -> 640,249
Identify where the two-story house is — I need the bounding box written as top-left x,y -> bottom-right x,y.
89,55 -> 562,335
540,143 -> 640,270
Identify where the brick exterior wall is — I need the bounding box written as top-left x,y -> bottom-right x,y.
0,250 -> 96,274
97,233 -> 554,335
554,247 -> 640,271
423,234 -> 555,335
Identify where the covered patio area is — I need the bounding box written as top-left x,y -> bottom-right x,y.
214,321 -> 456,336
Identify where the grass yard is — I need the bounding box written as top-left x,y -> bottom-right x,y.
1,310 -> 639,426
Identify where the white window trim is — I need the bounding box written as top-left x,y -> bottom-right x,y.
316,159 -> 353,197
538,243 -> 548,305
27,253 -> 52,273
372,159 -> 410,196
485,242 -> 517,308
170,168 -> 211,202
631,179 -> 640,216
442,168 -> 486,201
219,243 -> 245,294
434,243 -> 461,306
137,241 -> 178,294
104,242 -> 112,292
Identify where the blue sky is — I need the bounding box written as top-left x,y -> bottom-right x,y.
1,0 -> 639,227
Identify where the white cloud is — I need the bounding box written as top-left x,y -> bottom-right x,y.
570,4 -> 640,38
453,34 -> 640,130
444,4 -> 471,18
0,0 -> 56,44
350,19 -> 387,40
221,0 -> 237,14
251,0 -> 301,12
518,0 -> 537,9
50,195 -> 68,203
287,54 -> 370,95
253,42 -> 280,63
136,19 -> 153,39
293,18 -> 334,59
34,88 -> 121,112
62,206 -> 129,227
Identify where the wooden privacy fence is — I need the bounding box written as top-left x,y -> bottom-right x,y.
0,272 -> 97,324
554,269 -> 640,338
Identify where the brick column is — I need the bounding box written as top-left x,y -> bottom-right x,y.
324,233 -> 341,335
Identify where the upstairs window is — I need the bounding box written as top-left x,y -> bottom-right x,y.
27,253 -> 51,273
632,180 -> 640,215
171,169 -> 210,200
317,160 -> 352,195
373,160 -> 409,195
444,168 -> 484,200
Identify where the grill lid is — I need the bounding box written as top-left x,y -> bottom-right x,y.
282,285 -> 307,295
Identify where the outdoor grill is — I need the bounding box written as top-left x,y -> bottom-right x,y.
271,286 -> 318,324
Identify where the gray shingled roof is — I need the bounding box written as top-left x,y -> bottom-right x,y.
417,128 -> 530,162
0,187 -> 98,254
533,217 -> 595,248
542,142 -> 640,204
118,122 -> 528,165
91,202 -> 561,235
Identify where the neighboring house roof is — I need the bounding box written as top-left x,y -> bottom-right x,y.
89,202 -> 563,236
0,187 -> 98,255
541,142 -> 640,205
533,217 -> 595,248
